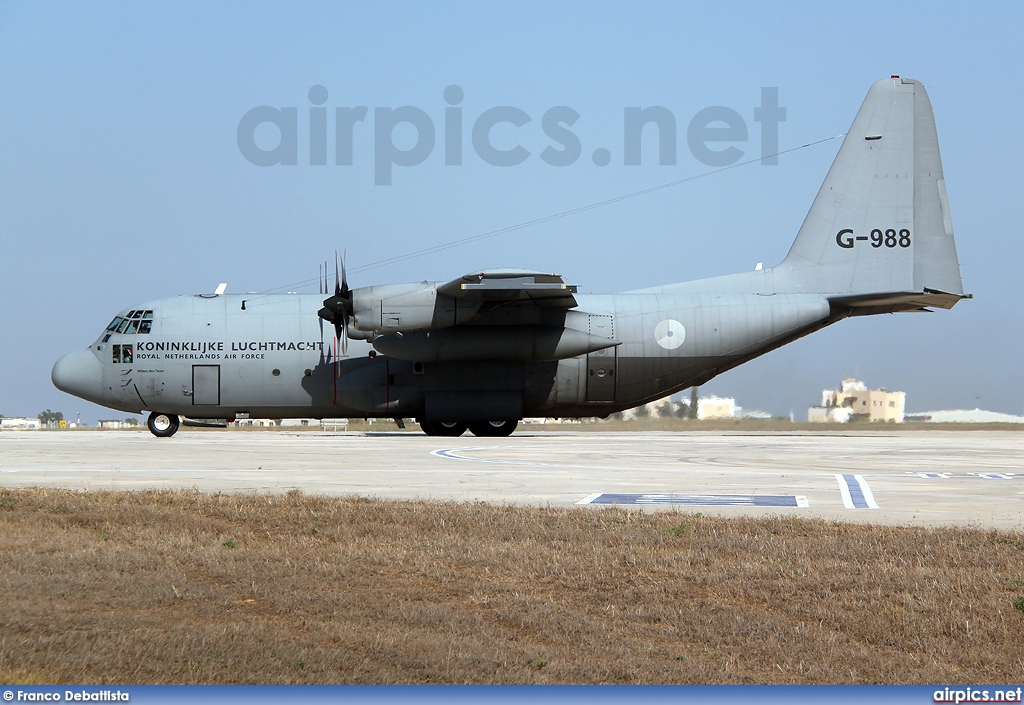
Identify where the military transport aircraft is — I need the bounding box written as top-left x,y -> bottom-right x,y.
53,77 -> 967,437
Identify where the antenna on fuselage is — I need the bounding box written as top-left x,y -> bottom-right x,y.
215,283 -> 227,295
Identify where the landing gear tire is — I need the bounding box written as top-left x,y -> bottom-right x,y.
147,412 -> 180,438
421,420 -> 467,437
468,419 -> 518,437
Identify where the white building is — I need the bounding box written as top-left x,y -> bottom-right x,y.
621,396 -> 681,420
697,396 -> 736,420
809,378 -> 905,423
907,409 -> 1024,424
0,417 -> 41,430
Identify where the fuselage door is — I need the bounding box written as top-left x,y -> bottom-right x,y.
586,314 -> 616,403
192,365 -> 221,406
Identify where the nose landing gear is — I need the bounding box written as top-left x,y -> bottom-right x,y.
147,412 -> 180,438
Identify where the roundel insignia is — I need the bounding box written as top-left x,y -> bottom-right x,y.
654,319 -> 685,350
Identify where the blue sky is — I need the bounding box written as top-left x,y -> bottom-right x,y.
1,1 -> 1021,422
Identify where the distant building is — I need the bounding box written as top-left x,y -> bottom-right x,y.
697,396 -> 736,420
621,396 -> 681,420
233,418 -> 277,427
0,417 -> 41,430
737,409 -> 774,420
905,409 -> 1024,424
808,378 -> 905,423
97,419 -> 126,429
617,394 -> 767,422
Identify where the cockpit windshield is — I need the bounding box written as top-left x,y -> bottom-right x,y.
103,309 -> 153,339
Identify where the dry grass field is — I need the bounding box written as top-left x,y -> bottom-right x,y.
1,488 -> 1023,684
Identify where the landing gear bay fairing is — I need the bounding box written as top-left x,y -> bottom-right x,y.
53,78 -> 967,437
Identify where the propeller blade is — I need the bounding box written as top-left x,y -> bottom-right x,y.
335,250 -> 341,296
318,251 -> 353,369
340,249 -> 349,297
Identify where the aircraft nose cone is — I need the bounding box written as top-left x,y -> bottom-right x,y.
52,348 -> 104,402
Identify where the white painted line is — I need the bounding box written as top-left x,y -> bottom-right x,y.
857,475 -> 879,509
795,495 -> 810,508
576,493 -> 603,505
836,474 -> 879,509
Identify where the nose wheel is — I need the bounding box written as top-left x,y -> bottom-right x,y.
147,412 -> 180,438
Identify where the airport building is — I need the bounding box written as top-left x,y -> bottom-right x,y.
697,396 -> 737,420
0,417 -> 42,430
808,378 -> 905,423
905,409 -> 1024,423
619,395 -> 768,421
98,419 -> 129,429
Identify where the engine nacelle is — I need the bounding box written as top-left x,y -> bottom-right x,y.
372,325 -> 619,363
350,282 -> 479,334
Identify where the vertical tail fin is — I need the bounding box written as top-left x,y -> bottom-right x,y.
778,77 -> 966,308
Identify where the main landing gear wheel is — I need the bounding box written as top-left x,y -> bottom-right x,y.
468,419 -> 518,437
419,420 -> 468,437
147,412 -> 180,438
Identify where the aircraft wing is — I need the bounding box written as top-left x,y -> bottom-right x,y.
437,269 -> 578,309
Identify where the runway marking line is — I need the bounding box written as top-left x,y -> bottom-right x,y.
577,493 -> 810,507
836,474 -> 879,509
432,447 -> 811,477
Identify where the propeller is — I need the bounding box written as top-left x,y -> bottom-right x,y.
318,250 -> 352,359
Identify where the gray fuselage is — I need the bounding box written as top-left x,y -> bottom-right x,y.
61,290 -> 833,421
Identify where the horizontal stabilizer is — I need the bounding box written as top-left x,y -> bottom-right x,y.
830,288 -> 972,316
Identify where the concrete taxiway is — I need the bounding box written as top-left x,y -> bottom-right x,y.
1,429 -> 1021,529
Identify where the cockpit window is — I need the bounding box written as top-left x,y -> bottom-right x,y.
112,344 -> 133,364
107,310 -> 154,336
